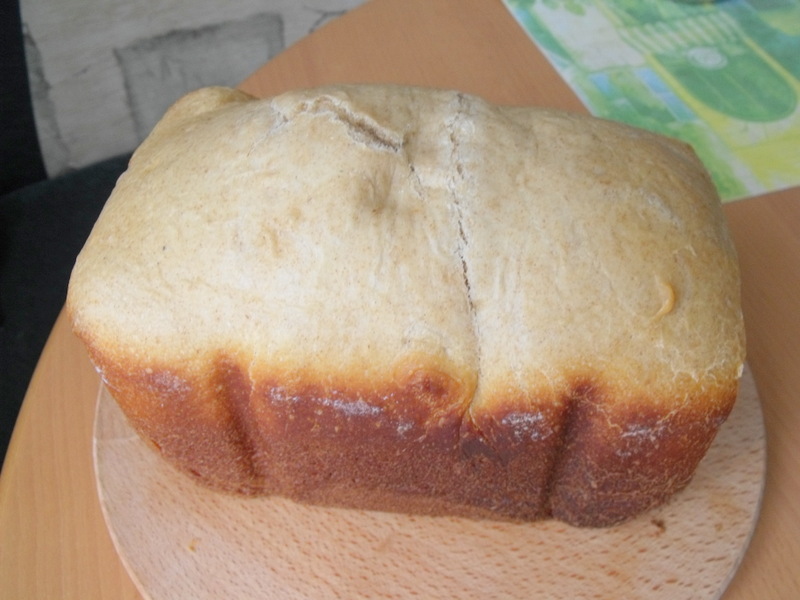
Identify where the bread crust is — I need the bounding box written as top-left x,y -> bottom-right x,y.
84,339 -> 736,526
68,85 -> 744,526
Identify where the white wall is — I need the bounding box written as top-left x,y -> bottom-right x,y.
22,0 -> 366,177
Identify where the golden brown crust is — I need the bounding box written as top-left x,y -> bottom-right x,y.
546,383 -> 735,526
85,338 -> 737,527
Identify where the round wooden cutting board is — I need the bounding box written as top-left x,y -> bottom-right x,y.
94,365 -> 765,600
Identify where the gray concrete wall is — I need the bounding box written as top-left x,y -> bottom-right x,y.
22,0 -> 365,177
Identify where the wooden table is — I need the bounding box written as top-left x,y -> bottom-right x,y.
1,0 -> 798,598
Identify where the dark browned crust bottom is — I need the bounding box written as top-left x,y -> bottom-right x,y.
92,347 -> 737,528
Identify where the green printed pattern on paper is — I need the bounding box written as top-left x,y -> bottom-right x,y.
504,0 -> 800,201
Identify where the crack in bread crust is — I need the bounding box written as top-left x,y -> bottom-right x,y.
444,92 -> 485,428
286,95 -> 403,153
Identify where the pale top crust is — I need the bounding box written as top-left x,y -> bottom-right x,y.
67,85 -> 745,526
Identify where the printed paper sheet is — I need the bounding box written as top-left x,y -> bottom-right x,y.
504,0 -> 800,201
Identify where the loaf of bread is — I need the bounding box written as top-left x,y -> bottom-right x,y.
67,85 -> 745,527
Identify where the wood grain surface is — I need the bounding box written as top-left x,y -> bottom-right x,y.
2,1 -> 799,598
95,367 -> 765,600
